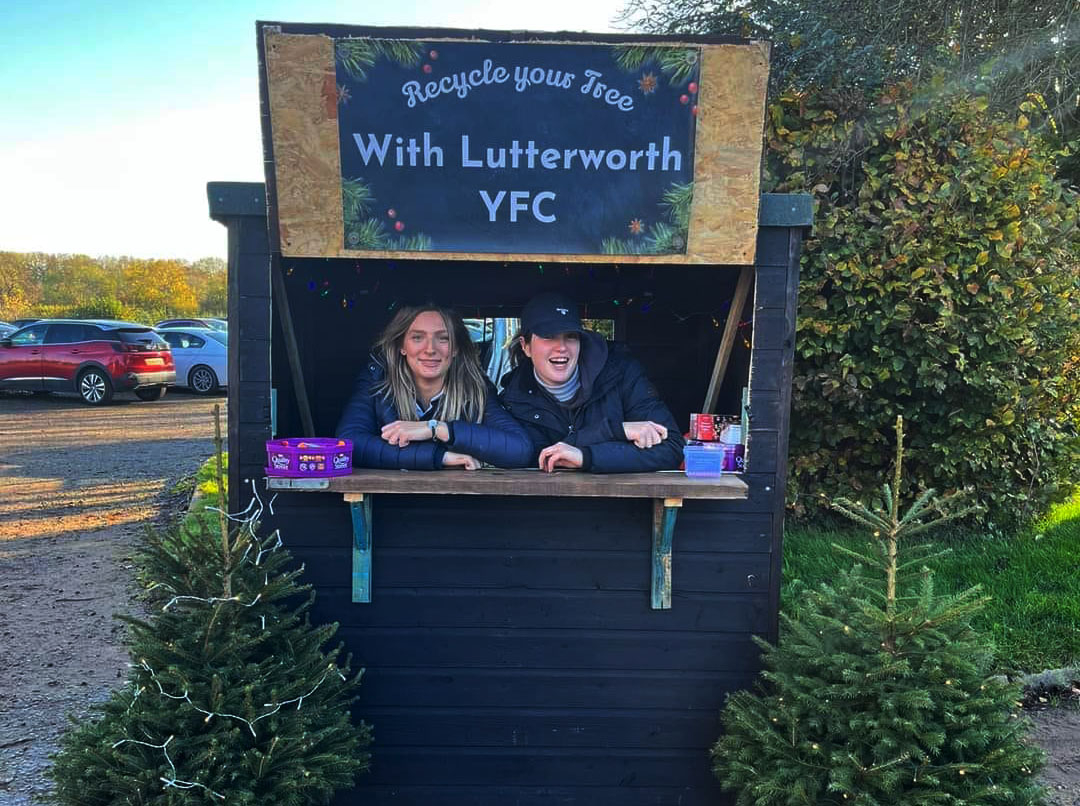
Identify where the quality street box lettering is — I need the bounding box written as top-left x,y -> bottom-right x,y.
261,26 -> 769,264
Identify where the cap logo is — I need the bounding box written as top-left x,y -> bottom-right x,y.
555,307 -> 568,315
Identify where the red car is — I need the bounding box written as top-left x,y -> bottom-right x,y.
0,320 -> 176,404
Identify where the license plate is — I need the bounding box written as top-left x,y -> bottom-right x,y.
145,357 -> 164,366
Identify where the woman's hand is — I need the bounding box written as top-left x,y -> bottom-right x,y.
538,442 -> 584,473
622,420 -> 668,449
381,420 -> 433,447
442,451 -> 481,470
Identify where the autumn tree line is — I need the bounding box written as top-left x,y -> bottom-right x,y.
0,251 -> 226,324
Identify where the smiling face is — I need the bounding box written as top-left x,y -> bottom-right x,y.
401,310 -> 454,391
522,332 -> 581,387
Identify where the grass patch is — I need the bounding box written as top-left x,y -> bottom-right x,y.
186,452 -> 227,521
783,490 -> 1080,674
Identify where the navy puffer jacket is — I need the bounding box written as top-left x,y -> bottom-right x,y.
499,332 -> 684,473
336,356 -> 533,470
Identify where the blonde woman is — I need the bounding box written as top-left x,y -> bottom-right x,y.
337,305 -> 531,470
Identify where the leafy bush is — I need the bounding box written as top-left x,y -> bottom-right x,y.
766,81 -> 1080,522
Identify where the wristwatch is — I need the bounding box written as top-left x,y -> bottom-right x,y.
428,419 -> 440,441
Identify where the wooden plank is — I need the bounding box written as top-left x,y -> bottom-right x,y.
746,430 -> 779,473
348,495 -> 372,602
337,627 -> 764,671
270,257 -> 315,436
353,785 -> 714,806
362,706 -> 723,749
753,265 -> 789,308
297,545 -> 771,592
362,747 -> 720,789
651,499 -> 681,609
749,347 -> 785,392
269,499 -> 773,550
702,264 -> 754,413
356,667 -> 752,711
750,308 -> 788,350
314,588 -> 770,632
266,468 -> 747,499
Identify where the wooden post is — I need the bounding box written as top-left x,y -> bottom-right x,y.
271,257 -> 315,437
651,497 -> 683,609
703,265 -> 754,413
345,493 -> 373,603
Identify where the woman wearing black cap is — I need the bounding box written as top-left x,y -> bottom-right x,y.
499,292 -> 684,473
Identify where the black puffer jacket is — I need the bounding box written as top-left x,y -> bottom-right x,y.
499,332 -> 684,473
336,356 -> 533,470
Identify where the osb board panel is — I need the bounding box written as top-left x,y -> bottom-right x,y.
264,32 -> 769,264
264,33 -> 343,257
689,44 -> 769,265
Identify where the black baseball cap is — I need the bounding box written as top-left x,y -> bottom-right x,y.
520,292 -> 585,338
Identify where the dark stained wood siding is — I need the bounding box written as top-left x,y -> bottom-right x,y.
216,185 -> 807,806
264,493 -> 767,805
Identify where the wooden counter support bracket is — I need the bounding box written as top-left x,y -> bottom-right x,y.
345,493 -> 373,603
651,497 -> 683,610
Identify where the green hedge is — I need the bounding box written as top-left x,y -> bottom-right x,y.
766,81 -> 1080,522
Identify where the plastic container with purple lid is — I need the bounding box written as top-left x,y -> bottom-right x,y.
683,441 -> 744,477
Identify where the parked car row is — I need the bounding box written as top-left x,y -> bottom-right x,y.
0,318 -> 227,405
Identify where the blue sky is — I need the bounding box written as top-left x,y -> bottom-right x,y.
0,1 -> 628,261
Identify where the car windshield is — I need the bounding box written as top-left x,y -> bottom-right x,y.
205,331 -> 227,345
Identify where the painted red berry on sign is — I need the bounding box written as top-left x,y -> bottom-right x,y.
387,208 -> 397,219
394,221 -> 405,232
679,94 -> 689,105
422,64 -> 432,74
429,49 -> 439,60
688,81 -> 698,93
691,105 -> 699,116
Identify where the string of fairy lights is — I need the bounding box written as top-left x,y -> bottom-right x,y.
111,482 -> 346,801
283,259 -> 753,342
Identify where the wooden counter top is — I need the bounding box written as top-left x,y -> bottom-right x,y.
265,468 -> 748,500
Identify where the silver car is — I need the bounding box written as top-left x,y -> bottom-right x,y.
155,327 -> 227,394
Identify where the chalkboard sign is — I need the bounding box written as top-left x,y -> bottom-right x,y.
262,26 -> 769,264
336,41 -> 699,255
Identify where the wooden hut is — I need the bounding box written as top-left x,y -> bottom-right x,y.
208,21 -> 811,805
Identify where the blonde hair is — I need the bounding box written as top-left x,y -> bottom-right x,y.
373,305 -> 487,423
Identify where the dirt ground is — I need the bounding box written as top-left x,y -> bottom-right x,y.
0,390 -> 1077,805
0,390 -> 220,805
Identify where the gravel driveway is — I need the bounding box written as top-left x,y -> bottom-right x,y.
0,391 -> 221,805
0,389 -> 1076,805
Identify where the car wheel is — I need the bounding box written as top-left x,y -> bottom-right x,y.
78,368 -> 113,405
134,385 -> 167,401
189,365 -> 219,395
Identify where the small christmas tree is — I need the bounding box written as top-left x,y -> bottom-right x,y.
50,410 -> 370,804
712,416 -> 1044,805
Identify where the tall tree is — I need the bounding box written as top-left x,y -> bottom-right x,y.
620,0 -> 1080,157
